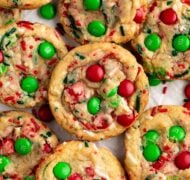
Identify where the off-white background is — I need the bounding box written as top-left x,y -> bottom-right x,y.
3,4 -> 187,163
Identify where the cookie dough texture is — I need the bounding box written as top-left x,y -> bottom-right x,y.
132,0 -> 190,80
36,141 -> 126,180
0,22 -> 67,108
58,0 -> 147,44
0,0 -> 51,9
0,8 -> 20,26
125,105 -> 190,179
0,111 -> 58,179
48,43 -> 149,141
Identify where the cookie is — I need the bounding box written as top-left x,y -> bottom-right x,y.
125,105 -> 190,179
0,21 -> 67,108
58,0 -> 147,44
0,0 -> 51,9
0,8 -> 20,26
48,43 -> 149,141
0,111 -> 58,180
132,0 -> 190,80
36,141 -> 126,180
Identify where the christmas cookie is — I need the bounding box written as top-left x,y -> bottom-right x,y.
36,141 -> 126,180
58,0 -> 147,44
48,43 -> 149,141
0,0 -> 51,9
0,111 -> 58,180
125,105 -> 190,179
0,21 -> 67,108
0,8 -> 20,26
132,0 -> 190,80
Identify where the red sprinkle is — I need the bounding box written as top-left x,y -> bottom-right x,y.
48,58 -> 57,66
85,167 -> 95,177
43,142 -> 52,153
17,21 -> 34,30
30,118 -> 40,132
183,102 -> 190,110
149,1 -> 157,12
20,40 -> 26,51
151,107 -> 157,116
134,7 -> 146,24
0,51 -> 4,63
68,173 -> 83,180
16,64 -> 27,72
162,86 -> 167,94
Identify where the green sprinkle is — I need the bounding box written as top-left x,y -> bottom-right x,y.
135,95 -> 140,113
75,52 -> 85,60
84,141 -> 89,147
171,50 -> 178,56
167,1 -> 173,5
136,44 -> 143,54
4,19 -> 14,25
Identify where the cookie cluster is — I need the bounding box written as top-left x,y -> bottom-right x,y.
0,0 -> 190,179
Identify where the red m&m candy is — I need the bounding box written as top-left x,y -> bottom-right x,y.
38,104 -> 54,122
117,113 -> 135,127
159,8 -> 177,25
86,64 -> 104,82
175,151 -> 190,169
185,84 -> 190,98
134,7 -> 145,24
182,0 -> 190,5
118,79 -> 135,97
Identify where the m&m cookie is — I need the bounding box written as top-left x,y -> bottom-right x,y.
48,43 -> 149,141
0,0 -> 51,9
132,0 -> 190,80
0,8 -> 20,26
125,105 -> 190,179
0,111 -> 58,179
36,141 -> 126,180
0,21 -> 67,108
58,0 -> 147,44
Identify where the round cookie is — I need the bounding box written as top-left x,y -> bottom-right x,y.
0,0 -> 51,9
58,0 -> 147,44
132,0 -> 190,80
125,105 -> 190,179
0,21 -> 67,108
36,141 -> 126,180
0,111 -> 58,179
0,8 -> 20,26
48,43 -> 149,141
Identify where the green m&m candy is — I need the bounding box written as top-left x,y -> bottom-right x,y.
53,162 -> 71,179
21,76 -> 39,93
144,130 -> 160,143
148,74 -> 162,86
87,97 -> 101,115
14,138 -> 32,155
143,143 -> 161,162
38,41 -> 56,59
144,33 -> 161,52
172,35 -> 190,52
169,125 -> 186,142
83,0 -> 101,10
87,20 -> 106,37
0,155 -> 10,172
39,3 -> 57,19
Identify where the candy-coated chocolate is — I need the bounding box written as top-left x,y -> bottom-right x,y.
144,130 -> 160,143
14,138 -> 32,155
118,79 -> 135,98
39,3 -> 57,19
87,97 -> 101,115
53,162 -> 71,179
169,125 -> 186,142
0,155 -> 10,173
184,84 -> 190,98
144,34 -> 161,52
0,51 -> 4,63
38,41 -> 56,59
117,113 -> 135,127
87,21 -> 106,37
175,151 -> 190,169
83,0 -> 101,10
38,104 -> 54,122
21,76 -> 39,93
86,64 -> 104,82
143,143 -> 161,162
183,101 -> 190,110
172,35 -> 190,52
134,7 -> 145,24
159,8 -> 177,25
